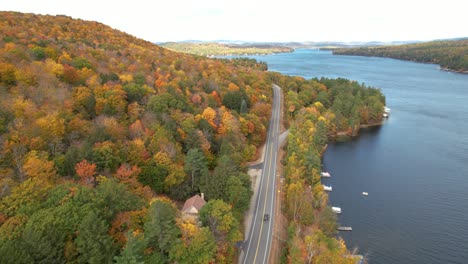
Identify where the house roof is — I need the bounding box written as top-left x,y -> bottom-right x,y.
181,194 -> 206,213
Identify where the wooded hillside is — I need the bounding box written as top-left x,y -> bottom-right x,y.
0,12 -> 385,263
333,39 -> 468,73
0,11 -> 271,263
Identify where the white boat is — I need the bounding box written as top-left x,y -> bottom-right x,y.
362,192 -> 369,196
383,113 -> 389,118
331,206 -> 342,214
321,172 -> 331,177
323,185 -> 332,192
384,106 -> 391,113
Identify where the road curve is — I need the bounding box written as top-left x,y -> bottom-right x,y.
242,84 -> 281,264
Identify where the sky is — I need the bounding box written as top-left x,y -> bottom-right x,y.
1,0 -> 467,43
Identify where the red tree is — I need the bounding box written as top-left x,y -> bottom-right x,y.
75,160 -> 96,186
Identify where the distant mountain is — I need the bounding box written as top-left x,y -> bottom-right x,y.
160,42 -> 293,56
158,40 -> 425,51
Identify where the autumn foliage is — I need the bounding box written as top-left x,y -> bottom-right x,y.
0,11 -> 385,263
0,11 -> 271,263
75,160 -> 97,186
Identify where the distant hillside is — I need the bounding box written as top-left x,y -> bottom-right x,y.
160,42 -> 293,56
333,39 -> 468,73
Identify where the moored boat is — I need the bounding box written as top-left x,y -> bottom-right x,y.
332,206 -> 342,214
337,226 -> 352,231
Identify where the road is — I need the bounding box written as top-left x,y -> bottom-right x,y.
242,84 -> 281,264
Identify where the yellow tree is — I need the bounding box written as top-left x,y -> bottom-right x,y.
201,107 -> 217,129
285,181 -> 306,222
22,151 -> 56,182
35,112 -> 66,156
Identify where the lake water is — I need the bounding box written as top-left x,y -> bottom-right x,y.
235,49 -> 468,264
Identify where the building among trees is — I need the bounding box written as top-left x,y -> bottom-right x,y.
181,193 -> 206,215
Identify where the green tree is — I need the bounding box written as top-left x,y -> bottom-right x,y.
72,57 -> 93,70
123,83 -> 147,102
313,120 -> 328,150
316,91 -> 330,107
222,91 -> 243,112
92,179 -> 143,222
144,199 -> 181,258
114,232 -> 145,264
319,207 -> 338,237
184,148 -> 208,192
225,174 -> 252,218
200,155 -> 237,200
92,141 -> 121,171
75,211 -> 115,264
21,208 -> 72,263
199,199 -> 241,242
0,239 -> 33,264
170,227 -> 216,264
304,149 -> 321,184
138,162 -> 168,193
31,46 -> 46,60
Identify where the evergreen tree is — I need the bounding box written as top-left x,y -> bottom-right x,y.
144,199 -> 181,258
114,232 -> 146,264
75,211 -> 116,264
184,148 -> 208,192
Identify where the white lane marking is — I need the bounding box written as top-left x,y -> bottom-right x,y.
243,85 -> 277,264
263,86 -> 280,264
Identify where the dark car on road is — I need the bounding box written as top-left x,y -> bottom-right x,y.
263,214 -> 269,221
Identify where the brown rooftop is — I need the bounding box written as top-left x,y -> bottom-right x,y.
181,194 -> 206,214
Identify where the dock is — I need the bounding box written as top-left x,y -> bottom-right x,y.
337,226 -> 352,231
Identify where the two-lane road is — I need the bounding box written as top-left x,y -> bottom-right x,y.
242,84 -> 281,264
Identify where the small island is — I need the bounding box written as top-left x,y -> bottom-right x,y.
332,38 -> 468,73
160,42 -> 293,56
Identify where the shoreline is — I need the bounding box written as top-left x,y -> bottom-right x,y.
333,52 -> 468,75
440,67 -> 468,74
331,120 -> 384,140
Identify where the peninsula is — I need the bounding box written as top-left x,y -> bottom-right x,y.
332,38 -> 468,73
160,42 -> 293,56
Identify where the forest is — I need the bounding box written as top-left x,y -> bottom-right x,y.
0,11 -> 384,263
332,38 -> 468,73
269,73 -> 384,263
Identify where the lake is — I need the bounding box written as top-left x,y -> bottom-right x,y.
235,49 -> 468,264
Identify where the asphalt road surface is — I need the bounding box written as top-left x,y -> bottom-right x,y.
242,84 -> 281,264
